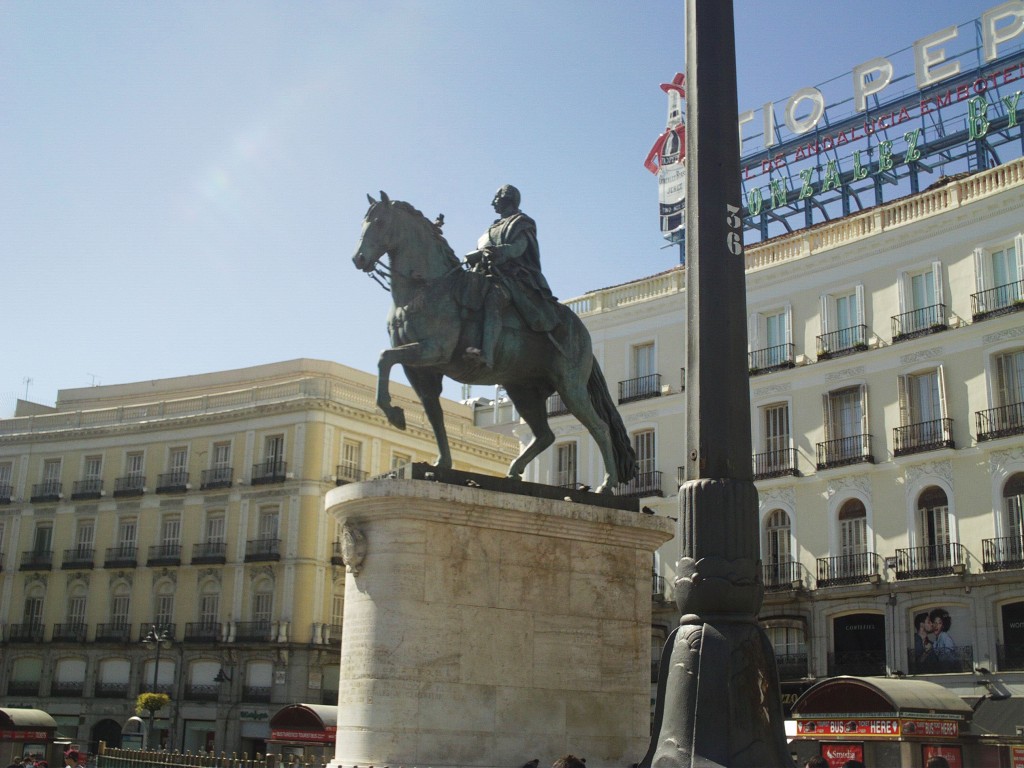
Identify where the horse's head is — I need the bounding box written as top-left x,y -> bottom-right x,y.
353,191 -> 393,273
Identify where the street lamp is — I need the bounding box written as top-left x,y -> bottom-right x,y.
141,624 -> 174,749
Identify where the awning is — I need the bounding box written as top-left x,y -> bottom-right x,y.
269,704 -> 337,744
0,709 -> 58,731
971,697 -> 1024,738
793,676 -> 974,718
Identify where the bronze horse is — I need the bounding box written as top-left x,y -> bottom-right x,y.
353,192 -> 635,493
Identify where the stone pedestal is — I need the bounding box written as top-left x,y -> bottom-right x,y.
324,477 -> 674,768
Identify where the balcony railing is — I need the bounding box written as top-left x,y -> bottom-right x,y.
652,573 -> 667,601
546,393 -> 569,416
71,478 -> 103,500
775,652 -> 809,680
156,470 -> 189,494
748,343 -> 795,375
113,475 -> 145,497
95,622 -> 132,642
618,373 -> 662,404
7,680 -> 41,696
893,418 -> 954,456
252,459 -> 287,485
185,683 -> 220,702
242,685 -> 272,702
997,643 -> 1024,671
20,550 -> 53,571
52,680 -> 85,697
147,544 -> 182,566
763,560 -> 805,592
104,545 -> 138,568
827,649 -> 887,677
977,402 -> 1024,441
52,622 -> 88,642
192,541 -> 227,564
816,552 -> 883,588
816,325 -> 869,360
894,543 -> 967,579
907,644 -> 974,674
983,536 -> 1024,572
0,482 -> 12,503
235,621 -> 274,642
816,434 -> 874,470
614,470 -> 664,498
31,480 -> 62,503
8,623 -> 45,643
753,448 -> 798,480
94,681 -> 130,698
891,303 -> 947,342
185,622 -> 222,643
201,467 -> 233,490
245,538 -> 281,562
972,278 -> 1024,320
335,464 -> 368,485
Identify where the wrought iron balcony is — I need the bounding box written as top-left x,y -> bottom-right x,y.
147,544 -> 182,566
891,303 -> 947,342
113,475 -> 145,497
185,683 -> 220,702
201,467 -> 233,490
242,685 -> 272,702
763,559 -> 805,592
816,325 -> 869,360
8,623 -> 45,643
748,343 -> 795,375
614,470 -> 664,498
192,541 -> 227,564
31,480 -> 62,503
235,621 -> 275,642
546,392 -> 570,416
774,652 -> 809,680
0,482 -> 11,503
20,550 -> 52,571
7,680 -> 40,696
816,552 -> 883,588
977,402 -> 1024,441
335,464 -> 368,485
52,680 -> 85,697
652,573 -> 667,601
104,545 -> 138,568
156,470 -> 189,494
252,459 -> 287,485
753,448 -> 798,480
94,681 -> 130,698
71,478 -> 103,500
618,373 -> 662,404
52,622 -> 88,642
893,418 -> 954,456
982,536 -> 1024,572
816,434 -> 874,470
185,622 -> 221,643
972,278 -> 1024,320
894,543 -> 967,579
244,538 -> 281,562
331,540 -> 345,566
906,644 -> 974,674
828,650 -> 887,677
997,643 -> 1024,671
95,622 -> 132,642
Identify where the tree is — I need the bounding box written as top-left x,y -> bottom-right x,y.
135,692 -> 170,716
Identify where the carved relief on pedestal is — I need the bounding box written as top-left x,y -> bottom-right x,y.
341,521 -> 367,575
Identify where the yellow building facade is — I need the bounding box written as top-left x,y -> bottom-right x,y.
0,358 -> 519,755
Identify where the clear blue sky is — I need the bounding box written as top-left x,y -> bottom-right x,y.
0,0 -> 1002,414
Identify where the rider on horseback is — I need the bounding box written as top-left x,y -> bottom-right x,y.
464,184 -> 560,368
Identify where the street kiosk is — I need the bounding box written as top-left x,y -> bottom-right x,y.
267,704 -> 336,765
0,708 -> 59,768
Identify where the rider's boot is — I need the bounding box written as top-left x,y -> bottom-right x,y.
466,290 -> 505,368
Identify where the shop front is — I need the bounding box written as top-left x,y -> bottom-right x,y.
267,704 -> 336,764
0,708 -> 59,768
790,677 -> 981,767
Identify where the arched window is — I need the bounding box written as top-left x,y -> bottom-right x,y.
917,486 -> 950,550
765,624 -> 807,679
764,509 -> 792,586
1003,473 -> 1024,542
838,499 -> 867,557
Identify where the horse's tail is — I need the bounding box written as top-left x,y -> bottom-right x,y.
587,359 -> 638,483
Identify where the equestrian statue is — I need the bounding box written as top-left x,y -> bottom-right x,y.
352,185 -> 636,493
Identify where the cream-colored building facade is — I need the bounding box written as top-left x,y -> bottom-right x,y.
510,157 -> 1024,709
0,358 -> 519,755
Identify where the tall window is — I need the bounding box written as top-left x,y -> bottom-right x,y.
991,243 -> 1020,288
331,593 -> 344,627
838,499 -> 868,577
117,518 -> 137,549
917,487 -> 951,564
766,625 -> 806,660
213,442 -> 231,469
126,451 -> 144,478
33,523 -> 53,553
339,440 -> 363,481
42,458 -> 62,494
822,385 -> 868,465
764,509 -> 792,585
205,513 -> 226,544
996,350 -> 1024,407
111,585 -> 130,627
0,461 -> 12,497
67,588 -> 87,625
554,443 -> 577,488
84,455 -> 102,480
168,447 -> 188,479
821,286 -> 866,353
763,403 -> 790,461
23,594 -> 44,627
264,435 -> 284,465
258,507 -> 279,540
634,430 -> 656,476
899,262 -> 944,333
898,368 -> 947,448
252,584 -> 273,625
75,521 -> 94,554
161,516 -> 181,547
633,342 -> 656,378
975,240 -> 1024,313
1004,474 -> 1024,543
155,584 -> 175,626
199,586 -> 219,626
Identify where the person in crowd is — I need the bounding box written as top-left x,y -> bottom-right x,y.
929,607 -> 957,669
804,756 -> 829,768
926,756 -> 951,768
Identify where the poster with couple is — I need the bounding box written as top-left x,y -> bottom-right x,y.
911,606 -> 966,673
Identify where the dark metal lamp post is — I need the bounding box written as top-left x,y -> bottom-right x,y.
141,624 -> 174,750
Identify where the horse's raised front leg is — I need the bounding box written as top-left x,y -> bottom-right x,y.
405,367 -> 452,468
377,342 -> 453,430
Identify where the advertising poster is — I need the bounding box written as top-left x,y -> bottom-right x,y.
910,605 -> 971,673
821,742 -> 863,768
922,744 -> 962,768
